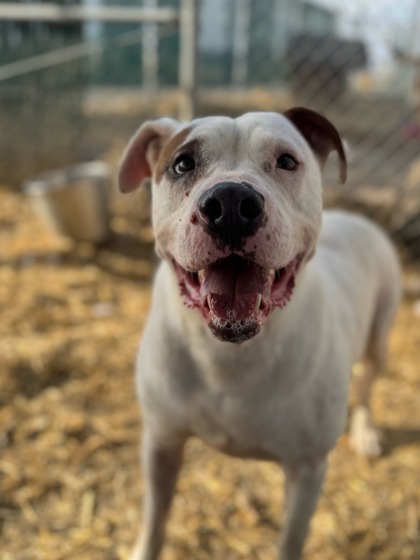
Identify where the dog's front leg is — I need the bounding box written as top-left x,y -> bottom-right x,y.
130,429 -> 185,560
279,459 -> 327,560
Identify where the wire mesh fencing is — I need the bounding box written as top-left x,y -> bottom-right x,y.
0,0 -> 419,260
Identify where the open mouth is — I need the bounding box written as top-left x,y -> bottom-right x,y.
173,253 -> 302,343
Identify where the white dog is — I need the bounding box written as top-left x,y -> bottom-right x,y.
118,108 -> 400,560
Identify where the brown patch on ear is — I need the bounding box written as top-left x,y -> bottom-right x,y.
284,107 -> 347,183
154,127 -> 194,183
118,118 -> 181,193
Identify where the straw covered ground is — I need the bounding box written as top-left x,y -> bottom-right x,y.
0,185 -> 419,560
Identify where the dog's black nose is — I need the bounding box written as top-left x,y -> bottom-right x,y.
198,182 -> 265,248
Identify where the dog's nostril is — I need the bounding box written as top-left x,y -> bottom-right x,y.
200,197 -> 223,221
240,197 -> 263,221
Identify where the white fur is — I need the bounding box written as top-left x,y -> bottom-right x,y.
120,112 -> 401,560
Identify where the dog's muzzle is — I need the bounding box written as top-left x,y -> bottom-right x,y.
197,182 -> 265,249
174,182 -> 303,342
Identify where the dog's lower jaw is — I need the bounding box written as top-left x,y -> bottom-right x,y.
208,314 -> 262,343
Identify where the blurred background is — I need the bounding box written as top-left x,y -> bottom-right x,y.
0,1 -> 419,559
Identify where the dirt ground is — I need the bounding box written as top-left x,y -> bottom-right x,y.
0,184 -> 419,560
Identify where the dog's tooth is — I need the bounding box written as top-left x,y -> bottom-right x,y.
198,270 -> 204,282
255,293 -> 262,311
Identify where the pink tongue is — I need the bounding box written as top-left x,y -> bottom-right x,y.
201,257 -> 270,321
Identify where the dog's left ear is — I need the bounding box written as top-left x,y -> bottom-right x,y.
284,107 -> 347,183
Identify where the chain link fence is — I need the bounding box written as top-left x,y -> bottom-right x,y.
0,0 -> 419,259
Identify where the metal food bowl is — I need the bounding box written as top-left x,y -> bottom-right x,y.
23,162 -> 111,244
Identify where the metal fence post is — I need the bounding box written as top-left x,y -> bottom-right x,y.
142,0 -> 159,90
232,0 -> 251,87
178,0 -> 198,121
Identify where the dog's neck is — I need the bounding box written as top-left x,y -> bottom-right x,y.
158,259 -> 319,393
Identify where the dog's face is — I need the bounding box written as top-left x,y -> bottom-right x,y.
119,108 -> 346,343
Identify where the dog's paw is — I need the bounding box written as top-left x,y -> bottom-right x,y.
349,407 -> 382,458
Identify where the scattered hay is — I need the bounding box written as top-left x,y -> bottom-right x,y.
0,187 -> 419,560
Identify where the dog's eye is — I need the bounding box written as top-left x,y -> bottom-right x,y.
276,154 -> 298,171
173,154 -> 195,175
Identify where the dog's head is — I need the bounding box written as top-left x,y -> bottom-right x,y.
118,108 -> 346,343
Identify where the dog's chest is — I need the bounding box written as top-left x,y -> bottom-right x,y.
185,378 -> 343,463
189,391 -> 279,460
